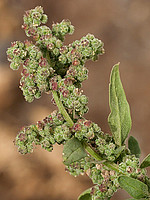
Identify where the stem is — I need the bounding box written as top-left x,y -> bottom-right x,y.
46,51 -> 52,65
84,142 -> 126,175
52,90 -> 74,127
104,162 -> 125,174
52,90 -> 126,175
83,142 -> 103,161
46,50 -> 55,68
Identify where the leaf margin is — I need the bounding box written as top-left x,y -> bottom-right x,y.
128,136 -> 141,158
140,154 -> 150,169
108,63 -> 132,146
63,137 -> 87,165
118,175 -> 149,199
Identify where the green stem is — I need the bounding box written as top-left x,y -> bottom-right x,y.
46,51 -> 51,65
83,142 -> 103,161
52,90 -> 74,127
84,142 -> 126,175
52,90 -> 126,175
46,50 -> 55,68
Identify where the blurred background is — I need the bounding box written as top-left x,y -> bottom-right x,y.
0,0 -> 150,199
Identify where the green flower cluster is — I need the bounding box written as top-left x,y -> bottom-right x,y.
58,33 -> 104,66
53,122 -> 71,144
22,6 -> 48,37
66,153 -> 147,200
119,155 -> 146,181
7,6 -> 104,105
50,76 -> 89,116
15,125 -> 39,154
36,26 -> 63,56
66,64 -> 88,82
95,132 -> 119,162
20,41 -> 54,102
90,183 -> 117,200
71,119 -> 122,161
66,156 -> 119,200
71,119 -> 101,140
7,41 -> 27,70
15,110 -> 70,154
52,19 -> 74,41
7,40 -> 55,102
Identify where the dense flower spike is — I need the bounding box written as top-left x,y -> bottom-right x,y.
7,6 -> 104,104
22,6 -> 48,37
52,19 -> 74,41
7,41 -> 27,70
8,6 -> 150,200
18,41 -> 55,102
71,119 -> 100,141
15,110 -> 66,154
15,125 -> 39,154
56,78 -> 89,116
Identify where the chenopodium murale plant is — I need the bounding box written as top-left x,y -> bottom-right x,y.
7,6 -> 150,200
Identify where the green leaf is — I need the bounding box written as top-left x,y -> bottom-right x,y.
126,199 -> 138,200
78,188 -> 92,200
128,136 -> 141,158
63,137 -> 87,165
108,63 -> 132,146
114,146 -> 125,158
140,154 -> 150,169
145,177 -> 150,193
126,198 -> 148,200
126,199 -> 137,200
118,176 -> 149,199
126,199 -> 147,200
